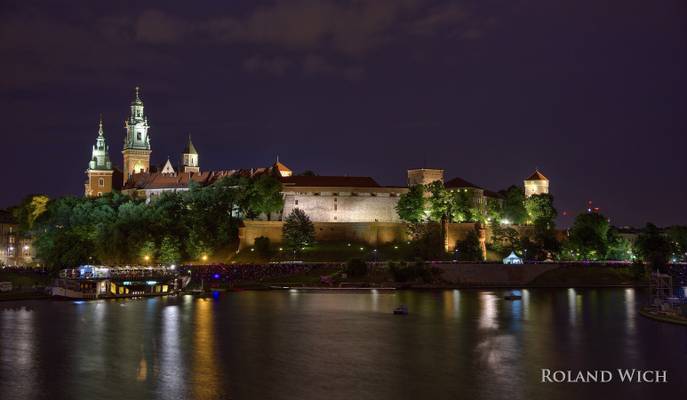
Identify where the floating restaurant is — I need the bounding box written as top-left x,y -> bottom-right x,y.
50,265 -> 186,299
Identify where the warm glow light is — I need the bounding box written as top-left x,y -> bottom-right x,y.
144,255 -> 150,261
202,255 -> 208,261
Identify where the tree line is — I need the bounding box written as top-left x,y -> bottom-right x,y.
11,175 -> 284,268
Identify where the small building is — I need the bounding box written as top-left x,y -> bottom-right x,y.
503,251 -> 523,264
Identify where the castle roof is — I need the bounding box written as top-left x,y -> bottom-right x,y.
123,168 -> 273,190
280,175 -> 380,188
526,170 -> 548,181
444,176 -> 482,189
273,161 -> 291,173
183,135 -> 198,155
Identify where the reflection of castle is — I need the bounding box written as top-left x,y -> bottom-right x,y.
84,88 -> 549,224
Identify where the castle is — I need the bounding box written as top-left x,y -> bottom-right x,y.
85,88 -> 549,249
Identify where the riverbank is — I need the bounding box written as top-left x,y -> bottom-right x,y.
639,307 -> 687,326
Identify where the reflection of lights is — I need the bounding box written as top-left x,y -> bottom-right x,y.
625,288 -> 636,333
479,292 -> 498,329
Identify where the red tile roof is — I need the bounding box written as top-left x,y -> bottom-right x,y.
280,176 -> 380,188
444,176 -> 482,189
526,170 -> 548,181
123,168 -> 274,190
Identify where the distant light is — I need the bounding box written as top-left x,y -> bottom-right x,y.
500,219 -> 511,225
22,245 -> 29,251
170,264 -> 176,270
279,247 -> 283,251
394,246 -> 398,249
250,248 -> 255,252
360,247 -> 364,251
146,280 -> 157,286
144,255 -> 150,261
202,255 -> 208,261
213,273 -> 220,279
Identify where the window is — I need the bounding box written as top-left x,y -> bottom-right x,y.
97,192 -> 103,197
295,200 -> 299,205
137,132 -> 142,140
98,178 -> 104,187
334,204 -> 338,211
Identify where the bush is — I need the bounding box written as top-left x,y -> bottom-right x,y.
388,259 -> 432,283
254,236 -> 271,257
346,258 -> 368,278
455,230 -> 484,261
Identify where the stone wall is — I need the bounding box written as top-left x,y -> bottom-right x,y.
282,192 -> 402,223
238,220 -> 561,254
437,263 -> 559,285
239,220 -> 409,250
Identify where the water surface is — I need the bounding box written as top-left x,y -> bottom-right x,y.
1,289 -> 685,399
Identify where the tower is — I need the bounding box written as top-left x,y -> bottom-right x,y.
85,116 -> 114,197
524,169 -> 549,197
181,134 -> 199,173
122,86 -> 151,184
407,168 -> 444,186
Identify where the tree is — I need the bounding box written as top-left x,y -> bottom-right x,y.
455,230 -> 484,261
666,226 -> 687,262
605,228 -> 633,261
13,194 -> 49,233
635,223 -> 672,270
450,190 -> 473,222
408,223 -> 444,260
524,193 -> 557,228
158,236 -> 181,264
346,258 -> 368,277
139,240 -> 156,263
396,184 -> 425,223
565,212 -> 609,260
250,174 -> 284,220
499,186 -> 527,224
282,208 -> 315,251
426,181 -> 452,222
254,236 -> 271,257
486,197 -> 504,224
491,224 -> 520,255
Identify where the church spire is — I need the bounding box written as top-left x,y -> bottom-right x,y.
181,133 -> 199,173
88,115 -> 112,171
122,86 -> 152,183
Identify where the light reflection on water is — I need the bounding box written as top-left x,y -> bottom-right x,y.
0,288 -> 685,400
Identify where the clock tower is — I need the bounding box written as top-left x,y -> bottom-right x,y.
122,86 -> 152,184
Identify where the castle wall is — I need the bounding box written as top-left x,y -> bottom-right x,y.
282,190 -> 404,223
239,221 -> 409,250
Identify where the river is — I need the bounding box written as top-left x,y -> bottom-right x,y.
1,288 -> 685,399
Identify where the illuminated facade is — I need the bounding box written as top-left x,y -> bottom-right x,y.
524,170 -> 550,197
122,87 -> 152,184
0,210 -> 34,266
82,88 -> 549,225
84,116 -> 115,197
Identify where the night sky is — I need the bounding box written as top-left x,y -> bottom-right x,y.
2,0 -> 686,227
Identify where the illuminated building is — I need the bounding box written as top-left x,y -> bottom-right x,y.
524,169 -> 549,197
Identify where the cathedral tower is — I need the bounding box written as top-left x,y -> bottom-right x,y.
85,116 -> 114,197
122,86 -> 151,184
524,169 -> 549,197
181,134 -> 199,173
